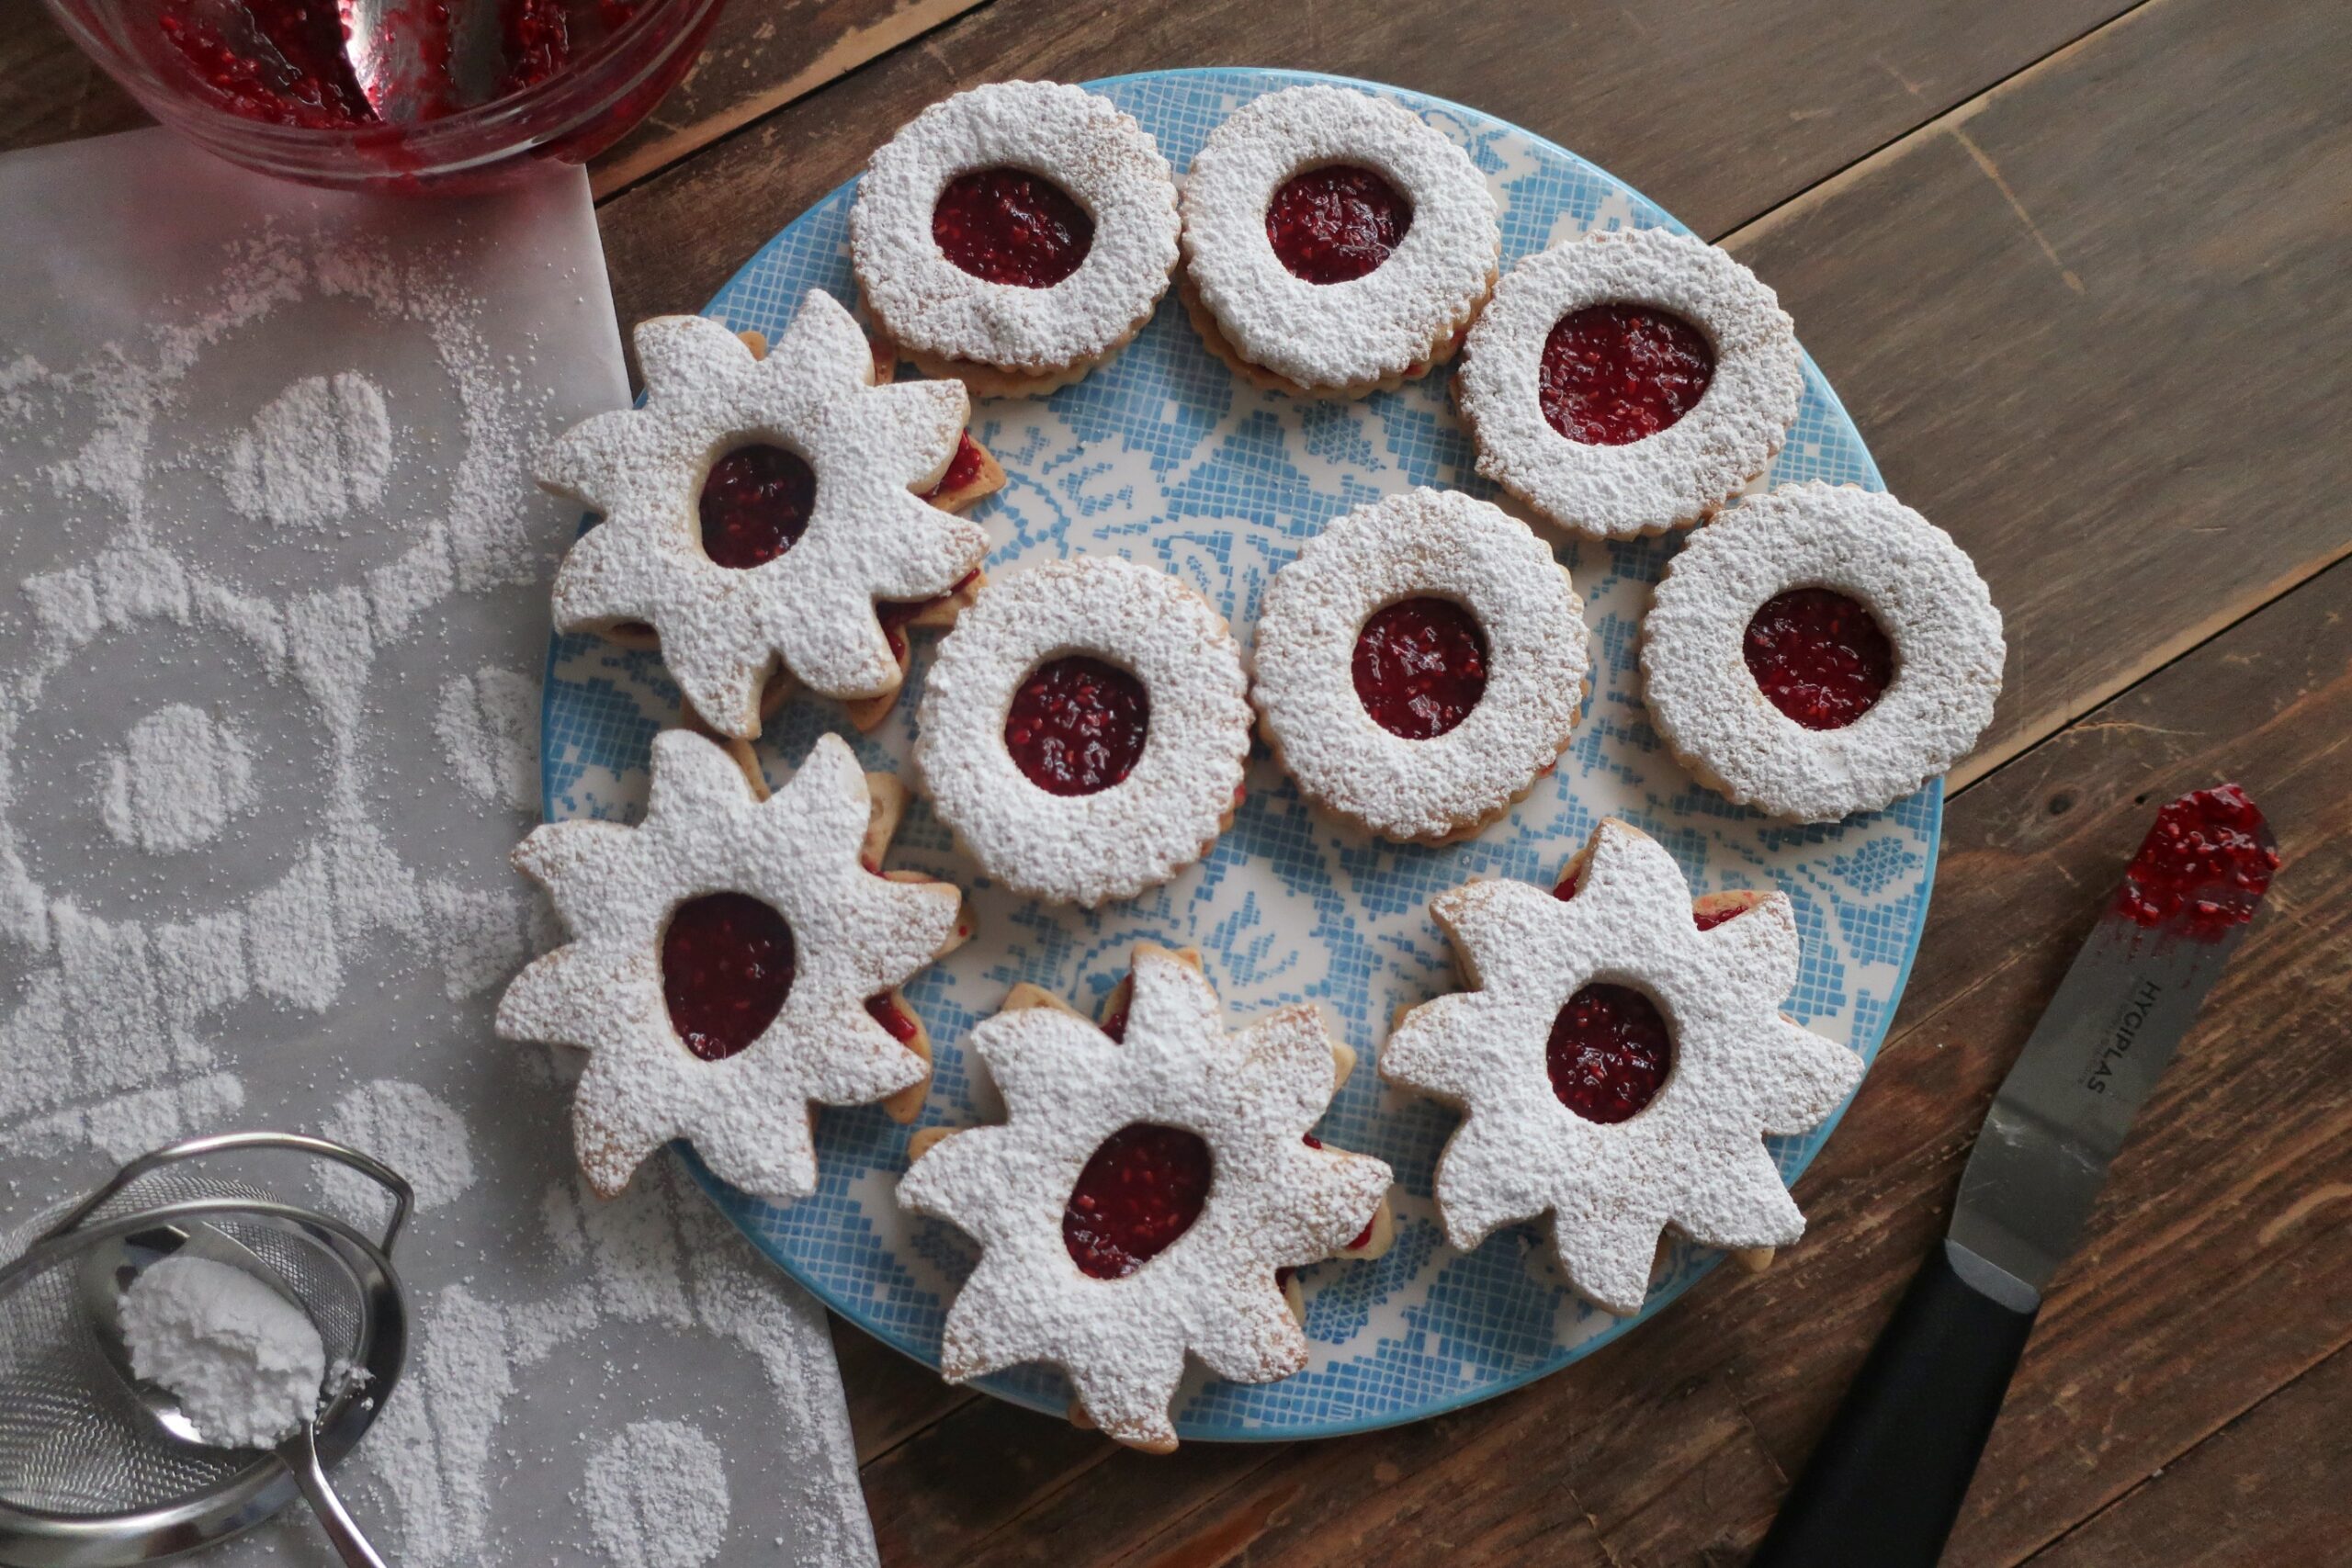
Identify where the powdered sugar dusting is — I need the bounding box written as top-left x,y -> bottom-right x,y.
1250,488 -> 1588,841
539,294 -> 987,736
583,1420 -> 732,1568
223,371 -> 393,530
852,81 -> 1180,378
915,556 -> 1251,907
500,730 -> 966,1199
1180,85 -> 1498,390
100,704 -> 258,852
899,948 -> 1391,1450
121,1253 -> 327,1449
1457,227 -> 1802,536
1381,820 -> 1862,1314
1640,482 -> 2005,821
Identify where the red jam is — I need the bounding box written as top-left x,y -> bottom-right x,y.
1062,1122 -> 1215,1279
662,893 -> 793,1062
1743,588 -> 1894,731
2114,784 -> 2278,937
699,444 -> 815,570
1555,870 -> 1751,933
1352,598 -> 1489,740
876,569 -> 981,661
1547,983 -> 1672,1124
933,168 -> 1095,288
865,994 -> 920,1043
922,434 -> 991,503
1539,304 -> 1716,446
1102,1002 -> 1374,1251
1265,164 -> 1413,284
1004,656 -> 1148,796
154,0 -> 639,129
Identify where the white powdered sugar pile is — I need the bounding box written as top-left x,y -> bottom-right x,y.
120,1254 -> 327,1450
0,133 -> 877,1567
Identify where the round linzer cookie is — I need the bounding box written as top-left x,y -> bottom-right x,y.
899,945 -> 1394,1450
914,556 -> 1252,908
1250,488 -> 1589,843
1180,84 -> 1500,397
1641,482 -> 2005,822
497,728 -> 969,1201
852,80 -> 1181,398
1456,228 -> 1802,537
1381,818 -> 1862,1316
536,291 -> 990,739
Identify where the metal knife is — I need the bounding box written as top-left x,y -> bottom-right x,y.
1751,784 -> 2280,1567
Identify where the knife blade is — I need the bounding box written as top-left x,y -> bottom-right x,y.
1753,783 -> 2280,1567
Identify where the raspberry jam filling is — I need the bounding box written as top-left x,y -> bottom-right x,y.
699,444 -> 816,570
1062,1122 -> 1215,1279
933,167 -> 1095,288
1556,870 -> 1750,932
1265,164 -> 1414,284
1352,597 -> 1489,740
662,892 -> 794,1062
1547,983 -> 1673,1124
1004,656 -> 1148,796
922,434 -> 990,503
877,569 -> 981,661
2115,783 -> 2278,938
1743,587 -> 1895,731
865,994 -> 920,1043
1539,304 -> 1716,446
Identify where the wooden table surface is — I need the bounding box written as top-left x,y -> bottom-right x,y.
7,3 -> 2346,1562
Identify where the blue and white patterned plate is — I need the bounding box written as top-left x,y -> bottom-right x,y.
538,68 -> 1937,1441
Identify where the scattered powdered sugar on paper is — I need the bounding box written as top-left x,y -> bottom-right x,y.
0,140 -> 876,1568
583,1420 -> 733,1568
100,703 -> 258,852
435,665 -> 539,811
223,370 -> 393,530
120,1253 -> 326,1449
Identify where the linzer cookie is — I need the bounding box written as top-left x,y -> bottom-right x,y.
914,556 -> 1252,907
971,946 -> 1399,1319
1381,819 -> 1861,1315
1250,488 -> 1588,843
898,946 -> 1393,1450
1180,85 -> 1499,397
497,729 -> 968,1201
536,292 -> 989,739
1641,482 -> 2005,822
1456,228 -> 1802,536
852,81 -> 1181,397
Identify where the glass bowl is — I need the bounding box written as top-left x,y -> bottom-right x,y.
40,0 -> 727,194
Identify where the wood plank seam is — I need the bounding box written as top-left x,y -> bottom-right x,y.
1713,0 -> 2166,252
2013,1335 -> 2352,1565
590,0 -> 1001,202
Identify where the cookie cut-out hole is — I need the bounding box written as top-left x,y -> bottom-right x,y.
1547,982 -> 1672,1123
1351,596 -> 1489,739
1004,655 -> 1149,796
662,892 -> 795,1061
1266,164 -> 1413,284
699,443 -> 815,570
1743,587 -> 1894,731
1539,303 -> 1715,446
1062,1122 -> 1215,1279
933,167 -> 1095,288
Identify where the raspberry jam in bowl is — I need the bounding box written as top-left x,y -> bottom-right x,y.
40,0 -> 724,193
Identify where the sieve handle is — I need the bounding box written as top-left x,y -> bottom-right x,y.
41,1132 -> 416,1254
282,1422 -> 391,1567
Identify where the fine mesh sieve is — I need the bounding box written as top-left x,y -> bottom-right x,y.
0,1134 -> 409,1567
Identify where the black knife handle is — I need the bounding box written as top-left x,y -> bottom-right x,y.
1750,1239 -> 2041,1567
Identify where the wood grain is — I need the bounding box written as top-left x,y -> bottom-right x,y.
588,0 -> 989,197
1724,0 -> 2352,784
2026,1342 -> 2352,1567
879,549 -> 2352,1567
593,0 -> 2137,334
